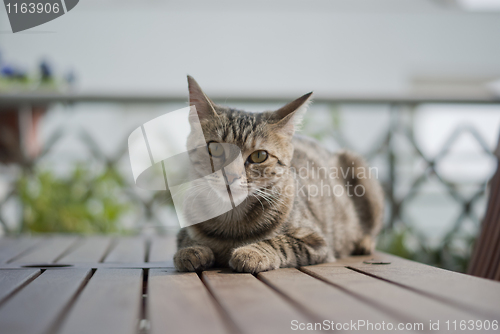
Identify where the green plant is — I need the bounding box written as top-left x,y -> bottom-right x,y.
376,224 -> 476,273
17,164 -> 131,234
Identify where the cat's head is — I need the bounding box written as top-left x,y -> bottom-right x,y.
186,75 -> 312,205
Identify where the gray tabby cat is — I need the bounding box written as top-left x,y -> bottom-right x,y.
174,76 -> 384,273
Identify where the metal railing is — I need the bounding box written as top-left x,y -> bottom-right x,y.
1,92 -> 499,271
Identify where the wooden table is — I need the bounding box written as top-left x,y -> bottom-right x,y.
0,235 -> 499,334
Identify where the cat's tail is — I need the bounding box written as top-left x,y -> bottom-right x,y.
336,150 -> 384,254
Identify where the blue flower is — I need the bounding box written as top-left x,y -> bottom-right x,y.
1,65 -> 15,77
40,60 -> 52,81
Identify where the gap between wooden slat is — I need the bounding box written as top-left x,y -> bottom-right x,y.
56,269 -> 143,334
147,235 -> 177,265
305,263 -> 489,332
47,269 -> 96,334
10,237 -> 81,264
99,238 -> 117,263
198,271 -> 243,334
0,269 -> 92,334
254,272 -> 327,325
53,239 -> 85,263
0,269 -> 42,307
54,238 -> 83,264
55,238 -> 114,264
103,237 -> 145,263
139,268 -> 149,334
202,270 -> 322,334
298,266 -> 418,325
346,265 -> 498,320
144,239 -> 151,263
5,238 -> 45,263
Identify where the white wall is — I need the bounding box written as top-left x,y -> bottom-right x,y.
1,0 -> 500,97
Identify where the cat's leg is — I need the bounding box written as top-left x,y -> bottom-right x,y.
229,228 -> 330,273
174,228 -> 215,272
351,234 -> 376,255
336,150 -> 384,255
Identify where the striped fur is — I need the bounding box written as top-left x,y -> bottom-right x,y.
174,77 -> 384,273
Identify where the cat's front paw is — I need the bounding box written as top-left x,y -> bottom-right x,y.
229,245 -> 280,274
174,246 -> 215,272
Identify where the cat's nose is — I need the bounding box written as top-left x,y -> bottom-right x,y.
225,173 -> 240,185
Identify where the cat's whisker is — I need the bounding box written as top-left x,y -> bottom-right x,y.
251,194 -> 265,211
255,193 -> 279,209
255,188 -> 287,206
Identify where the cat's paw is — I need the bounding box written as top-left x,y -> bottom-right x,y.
174,246 -> 215,272
229,245 -> 280,274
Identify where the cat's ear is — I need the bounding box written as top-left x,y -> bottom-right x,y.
187,75 -> 218,122
271,92 -> 313,136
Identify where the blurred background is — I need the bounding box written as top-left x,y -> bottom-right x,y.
1,0 -> 500,273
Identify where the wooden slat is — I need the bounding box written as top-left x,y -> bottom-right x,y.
0,269 -> 40,303
148,235 -> 176,266
468,132 -> 500,279
487,201 -> 500,279
202,270 -> 319,334
0,237 -> 42,263
104,237 -> 145,263
57,237 -> 112,263
259,268 -> 412,333
349,252 -> 500,319
58,269 -> 142,334
310,254 -> 374,267
468,169 -> 500,277
479,179 -> 500,279
11,236 -> 80,264
300,264 -> 486,331
0,269 -> 91,334
148,270 -> 228,334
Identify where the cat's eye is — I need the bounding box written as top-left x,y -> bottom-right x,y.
249,150 -> 268,163
208,142 -> 224,157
